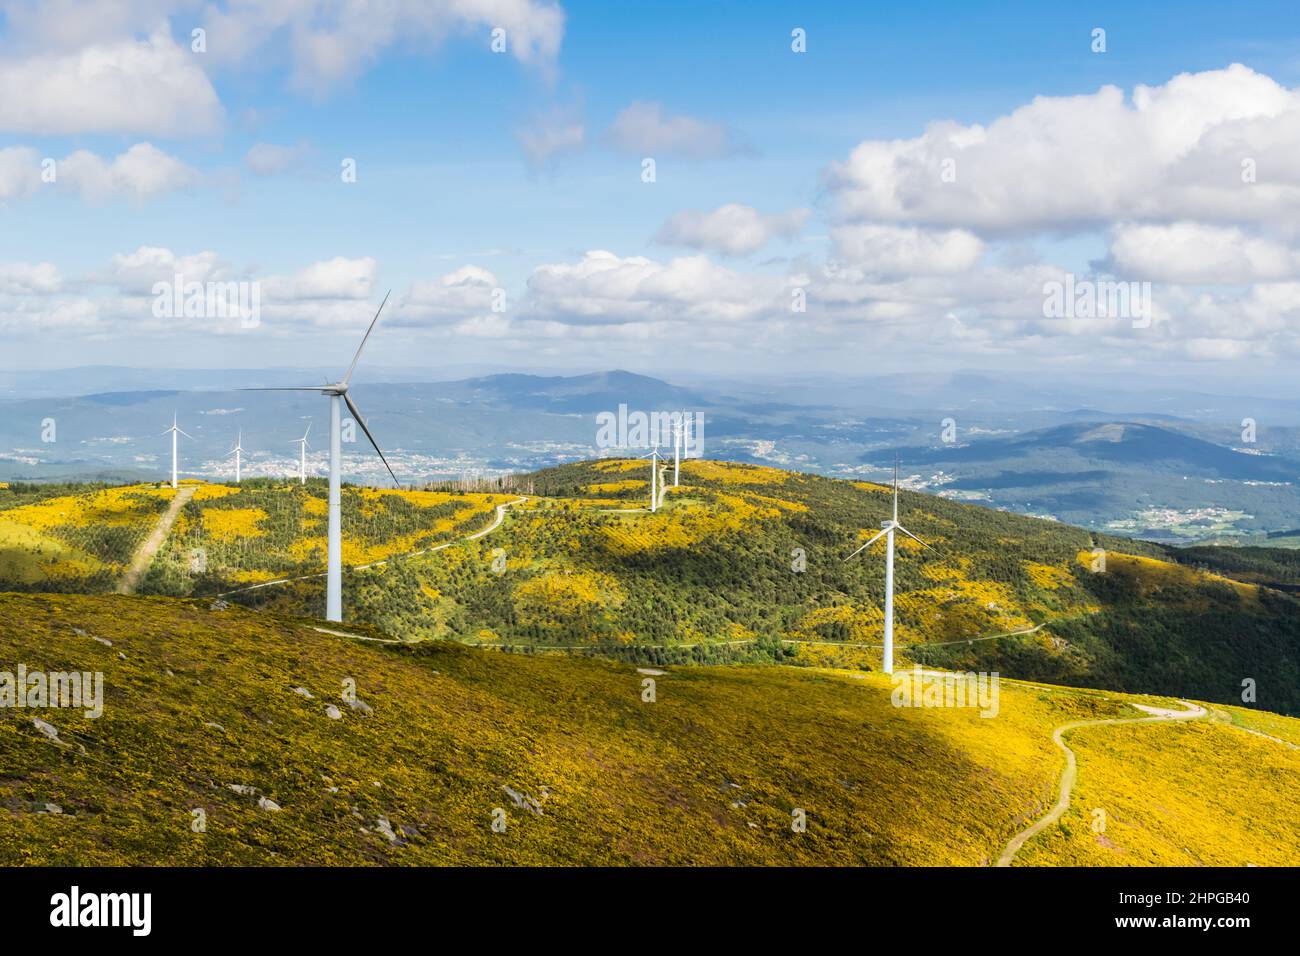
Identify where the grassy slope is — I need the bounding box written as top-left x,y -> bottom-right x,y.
2,592 -> 1298,866
4,465 -> 1299,716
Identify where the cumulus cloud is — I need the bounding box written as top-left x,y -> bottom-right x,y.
606,102 -> 747,159
0,262 -> 61,295
108,247 -> 230,294
523,250 -> 796,325
60,143 -> 200,200
0,143 -> 199,202
394,265 -> 499,325
263,257 -> 378,301
199,0 -> 565,94
1107,222 -> 1300,283
824,64 -> 1300,233
655,204 -> 808,256
0,27 -> 222,136
830,225 -> 984,275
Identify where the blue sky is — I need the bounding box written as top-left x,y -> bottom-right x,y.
3,0 -> 1300,386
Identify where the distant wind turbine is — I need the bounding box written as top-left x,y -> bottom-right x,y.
227,429 -> 245,483
843,458 -> 936,675
291,422 -> 312,485
243,292 -> 399,622
671,414 -> 684,487
162,413 -> 193,490
642,442 -> 665,512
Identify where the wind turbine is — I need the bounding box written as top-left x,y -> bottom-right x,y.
243,291 -> 399,622
641,442 -> 664,512
227,429 -> 245,483
843,458 -> 935,675
671,414 -> 684,487
291,422 -> 311,485
162,413 -> 193,490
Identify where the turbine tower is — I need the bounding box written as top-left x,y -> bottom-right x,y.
641,442 -> 664,512
162,413 -> 193,490
227,429 -> 244,483
291,422 -> 312,485
672,414 -> 683,487
843,458 -> 935,674
244,292 -> 398,622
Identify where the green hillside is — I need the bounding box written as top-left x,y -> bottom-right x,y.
5,461 -> 1298,715
2,592 -> 1297,866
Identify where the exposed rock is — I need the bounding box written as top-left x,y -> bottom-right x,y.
292,687 -> 315,699
345,697 -> 373,715
32,718 -> 60,741
93,636 -> 112,647
209,599 -> 230,611
324,704 -> 342,720
40,803 -> 63,814
257,796 -> 281,811
636,667 -> 666,676
227,784 -> 256,796
501,785 -> 544,816
204,722 -> 225,732
375,817 -> 400,844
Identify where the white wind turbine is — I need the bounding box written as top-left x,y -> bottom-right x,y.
671,414 -> 684,487
227,429 -> 245,483
843,458 -> 935,675
641,441 -> 665,512
244,292 -> 399,622
291,422 -> 312,485
162,413 -> 193,490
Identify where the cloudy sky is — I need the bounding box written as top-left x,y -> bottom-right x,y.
2,0 -> 1300,390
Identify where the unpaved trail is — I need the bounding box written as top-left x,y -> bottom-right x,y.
118,486 -> 196,594
995,699 -> 1207,867
216,496 -> 527,598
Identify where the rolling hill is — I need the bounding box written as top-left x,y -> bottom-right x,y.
1,591 -> 1296,866
6,460 -> 1294,716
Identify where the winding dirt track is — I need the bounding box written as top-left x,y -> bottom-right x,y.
995,699 -> 1207,867
118,486 -> 195,594
215,495 -> 527,598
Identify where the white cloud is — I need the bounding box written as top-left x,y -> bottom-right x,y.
395,265 -> 499,324
1108,222 -> 1300,283
0,262 -> 61,295
524,250 -> 795,325
108,247 -> 229,293
0,143 -> 199,202
263,257 -> 378,300
60,143 -> 200,200
200,0 -> 565,94
830,225 -> 984,275
0,27 -> 222,136
656,204 -> 808,256
606,102 -> 746,159
825,64 -> 1300,232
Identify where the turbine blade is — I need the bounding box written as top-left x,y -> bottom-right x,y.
344,393 -> 400,487
844,527 -> 889,561
178,429 -> 195,440
895,524 -> 938,553
342,290 -> 391,386
239,386 -> 323,391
